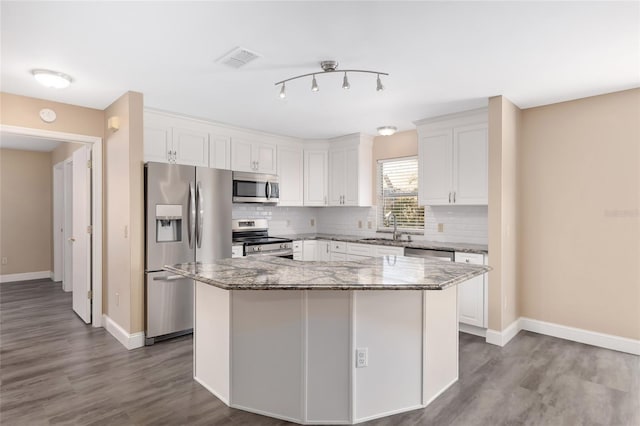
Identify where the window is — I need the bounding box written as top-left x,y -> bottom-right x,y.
377,157 -> 424,231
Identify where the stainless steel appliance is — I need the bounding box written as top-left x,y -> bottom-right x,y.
144,162 -> 232,345
232,219 -> 293,258
232,172 -> 279,204
404,247 -> 454,261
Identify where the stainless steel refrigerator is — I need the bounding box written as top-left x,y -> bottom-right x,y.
144,162 -> 232,345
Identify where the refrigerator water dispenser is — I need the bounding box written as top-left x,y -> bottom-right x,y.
155,204 -> 182,242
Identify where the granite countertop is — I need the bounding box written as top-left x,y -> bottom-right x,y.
164,256 -> 490,291
275,233 -> 488,254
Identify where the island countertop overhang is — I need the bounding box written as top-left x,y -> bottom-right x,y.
164,255 -> 490,291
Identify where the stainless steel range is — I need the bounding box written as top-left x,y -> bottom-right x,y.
232,219 -> 293,258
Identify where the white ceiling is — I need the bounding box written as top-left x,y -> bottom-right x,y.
1,2 -> 638,139
0,132 -> 61,152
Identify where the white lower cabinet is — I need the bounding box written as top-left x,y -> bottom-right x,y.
374,245 -> 404,257
303,241 -> 317,261
455,252 -> 487,328
316,240 -> 331,261
330,252 -> 347,261
232,245 -> 244,258
293,241 -> 303,261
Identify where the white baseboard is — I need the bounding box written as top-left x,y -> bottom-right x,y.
354,404 -> 425,424
485,318 -> 521,347
485,317 -> 640,356
103,314 -> 145,350
423,377 -> 457,407
0,270 -> 52,283
459,323 -> 486,338
229,403 -> 302,425
193,376 -> 229,406
519,317 -> 640,356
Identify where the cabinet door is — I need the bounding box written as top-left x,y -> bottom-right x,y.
173,127 -> 209,167
210,133 -> 231,170
419,130 -> 453,205
330,252 -> 347,261
144,123 -> 172,163
231,138 -> 255,172
455,253 -> 485,327
453,124 -> 488,205
316,241 -> 331,261
277,145 -> 304,206
303,241 -> 317,261
255,142 -> 277,174
304,150 -> 328,206
328,148 -> 345,206
343,146 -> 360,206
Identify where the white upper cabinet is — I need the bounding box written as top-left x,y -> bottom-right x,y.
304,149 -> 328,206
173,127 -> 209,167
416,108 -> 488,206
231,138 -> 277,174
209,133 -> 231,170
144,112 -> 209,167
328,134 -> 373,207
278,143 -> 304,206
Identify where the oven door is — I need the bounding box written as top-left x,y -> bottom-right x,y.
232,172 -> 279,204
246,248 -> 293,259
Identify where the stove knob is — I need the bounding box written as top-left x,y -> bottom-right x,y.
280,244 -> 285,249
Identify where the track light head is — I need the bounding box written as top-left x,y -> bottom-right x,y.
279,83 -> 286,99
376,74 -> 384,92
311,75 -> 319,92
342,72 -> 350,90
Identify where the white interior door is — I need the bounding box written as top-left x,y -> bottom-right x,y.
53,163 -> 64,282
71,146 -> 92,323
63,160 -> 73,292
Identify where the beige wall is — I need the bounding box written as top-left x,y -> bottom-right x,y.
518,88 -> 640,340
371,130 -> 418,203
488,96 -> 521,331
1,92 -> 104,137
0,149 -> 53,275
51,141 -> 84,166
104,91 -> 145,333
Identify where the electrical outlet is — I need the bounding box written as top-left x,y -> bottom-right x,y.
1,257 -> 7,265
116,292 -> 120,307
358,220 -> 363,228
438,223 -> 444,232
367,221 -> 372,229
356,348 -> 368,368
310,218 -> 315,227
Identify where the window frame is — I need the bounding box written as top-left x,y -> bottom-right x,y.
376,156 -> 424,233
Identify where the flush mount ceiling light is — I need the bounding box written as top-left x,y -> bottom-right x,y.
31,69 -> 73,88
377,126 -> 397,136
275,61 -> 388,98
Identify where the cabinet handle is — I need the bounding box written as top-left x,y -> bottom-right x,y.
449,192 -> 452,203
453,192 -> 456,203
326,244 -> 329,254
324,196 -> 327,205
465,259 -> 470,263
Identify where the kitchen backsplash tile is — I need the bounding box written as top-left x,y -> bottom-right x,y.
424,205 -> 488,244
233,204 -> 488,244
232,205 -> 318,235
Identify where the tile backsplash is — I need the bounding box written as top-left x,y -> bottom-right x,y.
233,204 -> 488,244
424,205 -> 488,244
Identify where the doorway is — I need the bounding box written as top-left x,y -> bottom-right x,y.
0,125 -> 103,327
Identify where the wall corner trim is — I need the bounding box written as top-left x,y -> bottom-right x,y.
103,314 -> 145,350
0,271 -> 52,283
485,318 -> 521,347
485,317 -> 640,355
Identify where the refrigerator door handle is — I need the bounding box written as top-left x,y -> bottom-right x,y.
196,181 -> 204,249
188,182 -> 196,249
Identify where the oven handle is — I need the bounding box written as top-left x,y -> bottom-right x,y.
245,249 -> 293,258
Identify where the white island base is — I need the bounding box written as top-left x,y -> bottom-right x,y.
194,282 -> 458,425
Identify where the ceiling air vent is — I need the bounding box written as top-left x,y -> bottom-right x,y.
217,47 -> 261,68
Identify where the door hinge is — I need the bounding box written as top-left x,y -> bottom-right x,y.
87,290 -> 93,299
87,225 -> 93,234
87,160 -> 92,169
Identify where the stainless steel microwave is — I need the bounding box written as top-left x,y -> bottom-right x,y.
232,172 -> 280,204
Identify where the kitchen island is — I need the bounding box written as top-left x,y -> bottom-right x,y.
165,256 -> 489,425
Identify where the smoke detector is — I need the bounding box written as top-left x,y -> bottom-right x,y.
217,47 -> 261,68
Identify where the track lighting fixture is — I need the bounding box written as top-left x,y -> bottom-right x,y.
275,61 -> 388,98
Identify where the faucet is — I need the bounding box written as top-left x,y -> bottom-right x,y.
384,211 -> 400,241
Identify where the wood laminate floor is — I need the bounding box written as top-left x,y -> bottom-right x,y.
1,279 -> 638,426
